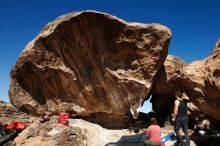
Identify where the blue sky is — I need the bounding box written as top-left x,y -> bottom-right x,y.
0,1 -> 219,113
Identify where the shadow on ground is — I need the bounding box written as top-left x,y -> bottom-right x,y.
190,134 -> 220,146
105,132 -> 146,146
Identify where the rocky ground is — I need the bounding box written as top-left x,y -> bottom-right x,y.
69,119 -> 197,146
1,100 -> 199,146
4,118 -> 197,146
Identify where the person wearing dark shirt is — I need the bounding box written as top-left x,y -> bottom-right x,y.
172,91 -> 190,146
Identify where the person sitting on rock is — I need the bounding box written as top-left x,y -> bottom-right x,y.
145,118 -> 161,146
197,119 -> 211,130
195,118 -> 212,136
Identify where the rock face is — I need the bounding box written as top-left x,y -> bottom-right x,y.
149,55 -> 188,123
151,55 -> 188,95
179,39 -> 220,122
9,10 -> 171,127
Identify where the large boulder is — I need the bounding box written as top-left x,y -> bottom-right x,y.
9,11 -> 171,127
179,39 -> 220,122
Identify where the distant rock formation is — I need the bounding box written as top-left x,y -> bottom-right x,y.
179,39 -> 220,122
9,11 -> 171,128
0,100 -> 36,125
149,40 -> 220,125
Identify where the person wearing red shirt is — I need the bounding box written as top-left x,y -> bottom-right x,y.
145,118 -> 161,146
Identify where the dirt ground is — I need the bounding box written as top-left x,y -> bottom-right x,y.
70,119 -> 197,146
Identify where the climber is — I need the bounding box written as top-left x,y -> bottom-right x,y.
172,91 -> 190,146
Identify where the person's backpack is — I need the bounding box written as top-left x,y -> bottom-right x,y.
4,122 -> 27,132
57,112 -> 70,126
39,115 -> 50,123
15,122 -> 27,131
4,123 -> 16,130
